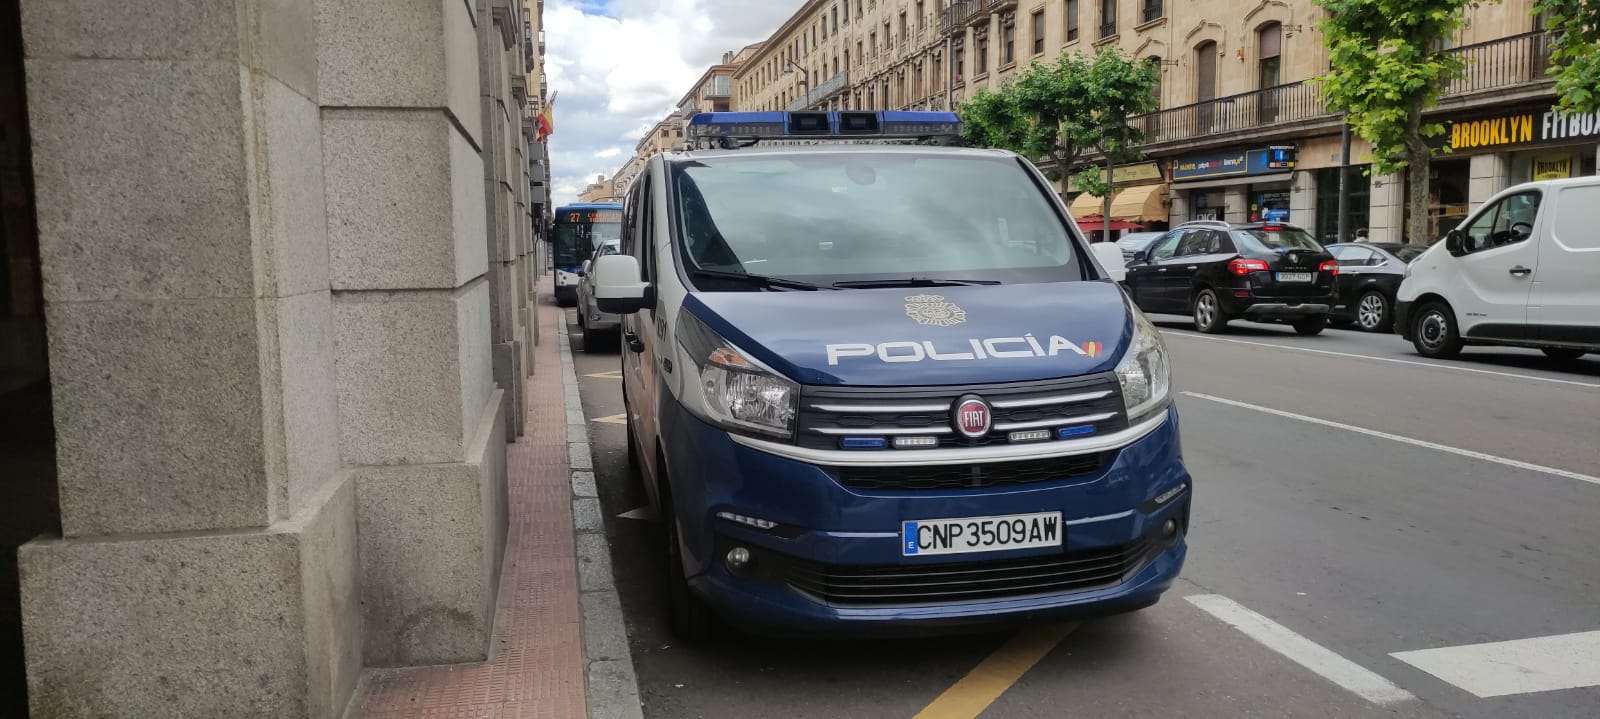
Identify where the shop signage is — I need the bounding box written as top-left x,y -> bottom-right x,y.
1173,146 -> 1297,181
1066,161 -> 1162,191
1446,107 -> 1600,151
1533,156 -> 1573,181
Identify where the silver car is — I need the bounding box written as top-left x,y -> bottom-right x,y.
576,239 -> 623,352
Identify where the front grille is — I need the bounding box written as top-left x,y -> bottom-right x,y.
796,374 -> 1127,451
834,453 -> 1108,490
786,532 -> 1161,606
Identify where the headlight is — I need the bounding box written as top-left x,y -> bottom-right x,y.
676,310 -> 798,440
1115,305 -> 1172,425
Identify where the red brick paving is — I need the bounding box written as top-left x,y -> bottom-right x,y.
353,285 -> 586,719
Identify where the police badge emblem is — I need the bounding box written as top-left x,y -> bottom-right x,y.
904,294 -> 967,327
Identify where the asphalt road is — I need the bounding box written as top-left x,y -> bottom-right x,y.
568,311 -> 1600,719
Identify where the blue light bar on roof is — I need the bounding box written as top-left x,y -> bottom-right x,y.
686,110 -> 962,146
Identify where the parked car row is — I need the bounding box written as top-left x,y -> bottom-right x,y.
1115,175 -> 1599,362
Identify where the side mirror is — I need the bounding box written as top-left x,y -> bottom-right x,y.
1091,242 -> 1127,283
1132,249 -> 1149,264
578,260 -> 590,277
1444,229 -> 1465,257
593,254 -> 651,314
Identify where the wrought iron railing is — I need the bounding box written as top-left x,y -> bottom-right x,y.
1443,31 -> 1554,95
1127,31 -> 1555,146
1100,21 -> 1117,39
789,69 -> 852,110
1142,0 -> 1163,24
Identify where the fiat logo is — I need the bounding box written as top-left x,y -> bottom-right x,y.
952,395 -> 992,438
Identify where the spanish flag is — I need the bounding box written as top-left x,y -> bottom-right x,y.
537,91 -> 557,142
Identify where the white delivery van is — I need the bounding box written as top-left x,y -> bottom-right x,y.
1396,176 -> 1600,361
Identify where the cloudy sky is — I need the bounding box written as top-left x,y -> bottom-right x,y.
542,0 -> 800,205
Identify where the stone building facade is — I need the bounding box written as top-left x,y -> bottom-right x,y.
0,0 -> 551,716
732,0 -> 1594,244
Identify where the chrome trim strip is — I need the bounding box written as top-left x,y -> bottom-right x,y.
735,411 -> 1168,467
1064,509 -> 1137,526
810,426 -> 953,436
808,402 -> 950,413
994,412 -> 1118,432
990,390 -> 1114,409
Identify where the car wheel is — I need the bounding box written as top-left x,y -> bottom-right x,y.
658,474 -> 718,642
1293,316 -> 1327,336
1192,289 -> 1228,333
1355,291 -> 1393,333
1541,348 -> 1587,362
1411,302 -> 1464,359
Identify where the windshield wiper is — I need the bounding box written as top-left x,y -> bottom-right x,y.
691,268 -> 826,291
832,277 -> 1003,289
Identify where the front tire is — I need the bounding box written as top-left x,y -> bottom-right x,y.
1355,291 -> 1393,333
658,473 -> 718,642
1411,302 -> 1464,359
1192,289 -> 1229,333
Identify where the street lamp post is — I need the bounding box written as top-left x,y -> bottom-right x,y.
784,60 -> 811,107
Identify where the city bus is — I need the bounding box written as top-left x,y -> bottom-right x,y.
551,202 -> 624,306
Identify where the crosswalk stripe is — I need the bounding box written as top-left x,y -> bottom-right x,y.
1186,594 -> 1416,705
1391,630 -> 1600,698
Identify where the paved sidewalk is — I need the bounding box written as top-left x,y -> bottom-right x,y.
350,285 -> 611,719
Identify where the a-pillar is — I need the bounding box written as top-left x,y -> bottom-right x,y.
1368,172 -> 1406,243
1468,153 -> 1510,213
318,0 -> 508,667
18,0 -> 359,716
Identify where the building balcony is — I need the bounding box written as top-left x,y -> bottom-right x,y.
788,69 -> 852,110
939,0 -> 985,34
1127,31 -> 1555,149
987,0 -> 1017,12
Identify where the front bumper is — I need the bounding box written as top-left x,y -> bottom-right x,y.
660,401 -> 1192,637
1394,300 -> 1414,339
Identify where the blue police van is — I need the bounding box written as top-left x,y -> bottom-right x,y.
590,110 -> 1190,639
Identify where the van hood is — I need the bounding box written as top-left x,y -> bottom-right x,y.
682,281 -> 1134,386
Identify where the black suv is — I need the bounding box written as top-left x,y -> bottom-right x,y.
1123,220 -> 1338,335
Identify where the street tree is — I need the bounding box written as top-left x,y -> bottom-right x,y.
1534,0 -> 1600,113
959,49 -> 1160,240
1315,0 -> 1472,245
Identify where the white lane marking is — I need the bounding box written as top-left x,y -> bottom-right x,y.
1186,594 -> 1416,705
1162,331 -> 1600,390
1181,392 -> 1600,487
1391,630 -> 1600,698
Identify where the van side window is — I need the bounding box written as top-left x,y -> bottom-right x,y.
1463,191 -> 1541,253
637,174 -> 655,283
621,182 -> 640,258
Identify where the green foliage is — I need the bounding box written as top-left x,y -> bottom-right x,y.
1535,0 -> 1600,113
1072,166 -> 1112,198
1314,0 -> 1471,176
959,48 -> 1160,173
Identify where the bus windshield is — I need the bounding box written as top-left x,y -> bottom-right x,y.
552,206 -> 623,268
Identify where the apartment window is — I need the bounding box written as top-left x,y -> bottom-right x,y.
885,22 -> 892,48
1066,0 -> 1079,42
1002,25 -> 1015,65
916,1 -> 925,31
1100,0 -> 1117,38
870,32 -> 877,55
857,0 -> 863,19
1032,10 -> 1046,54
1145,56 -> 1163,106
833,6 -> 840,31
954,45 -> 965,81
1142,0 -> 1162,24
1258,22 -> 1283,122
845,49 -> 851,69
977,37 -> 989,73
856,41 -> 863,63
899,12 -> 908,41
821,20 -> 826,40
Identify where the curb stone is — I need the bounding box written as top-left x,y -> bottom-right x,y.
560,318 -> 647,719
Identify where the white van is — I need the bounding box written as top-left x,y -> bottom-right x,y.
1396,176 -> 1600,361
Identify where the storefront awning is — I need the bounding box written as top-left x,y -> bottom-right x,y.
1067,192 -> 1105,219
1109,184 -> 1168,222
1075,216 -> 1143,232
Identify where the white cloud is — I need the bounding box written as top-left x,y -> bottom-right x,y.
542,0 -> 801,205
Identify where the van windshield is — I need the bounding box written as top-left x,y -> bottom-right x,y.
668,152 -> 1087,289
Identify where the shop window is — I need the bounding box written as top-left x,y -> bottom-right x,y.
1314,165 -> 1372,244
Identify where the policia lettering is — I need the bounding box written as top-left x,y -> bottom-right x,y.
826,334 -> 1105,365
